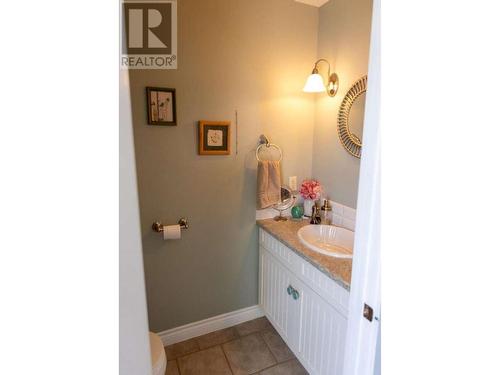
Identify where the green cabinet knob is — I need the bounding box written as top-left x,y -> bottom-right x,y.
292,290 -> 300,300
287,285 -> 292,295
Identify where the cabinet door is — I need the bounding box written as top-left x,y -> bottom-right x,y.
297,283 -> 347,375
260,247 -> 299,349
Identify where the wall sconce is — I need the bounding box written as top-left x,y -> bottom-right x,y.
303,59 -> 339,97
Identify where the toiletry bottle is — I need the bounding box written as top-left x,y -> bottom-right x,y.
321,199 -> 333,225
310,201 -> 322,225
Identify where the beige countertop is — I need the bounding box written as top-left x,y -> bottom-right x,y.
257,218 -> 352,291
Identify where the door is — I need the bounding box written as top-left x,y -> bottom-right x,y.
260,247 -> 300,350
343,0 -> 381,373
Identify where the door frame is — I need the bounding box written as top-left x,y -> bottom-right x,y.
119,69 -> 153,375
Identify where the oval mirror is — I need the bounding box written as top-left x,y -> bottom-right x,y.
337,75 -> 367,158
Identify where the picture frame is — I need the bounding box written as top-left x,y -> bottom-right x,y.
198,121 -> 231,155
146,87 -> 177,126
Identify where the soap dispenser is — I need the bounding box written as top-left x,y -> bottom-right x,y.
321,199 -> 333,225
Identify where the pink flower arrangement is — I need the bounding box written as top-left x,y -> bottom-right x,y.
299,179 -> 322,200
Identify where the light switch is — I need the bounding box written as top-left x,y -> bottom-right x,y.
289,176 -> 297,191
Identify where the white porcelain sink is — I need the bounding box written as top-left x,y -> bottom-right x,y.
297,225 -> 354,259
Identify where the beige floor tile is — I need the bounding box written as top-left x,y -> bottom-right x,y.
165,338 -> 199,360
234,317 -> 272,337
261,330 -> 294,363
223,333 -> 277,374
259,359 -> 309,375
196,327 -> 239,349
177,346 -> 232,375
166,359 -> 180,375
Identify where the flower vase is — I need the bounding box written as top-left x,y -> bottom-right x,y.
303,199 -> 315,217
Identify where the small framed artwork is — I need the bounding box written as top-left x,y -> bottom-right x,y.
198,121 -> 231,155
146,87 -> 177,126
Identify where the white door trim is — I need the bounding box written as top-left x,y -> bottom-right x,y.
119,70 -> 153,375
342,0 -> 381,374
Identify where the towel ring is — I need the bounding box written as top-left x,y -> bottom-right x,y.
256,142 -> 283,162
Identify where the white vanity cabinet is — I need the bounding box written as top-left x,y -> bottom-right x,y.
259,228 -> 349,375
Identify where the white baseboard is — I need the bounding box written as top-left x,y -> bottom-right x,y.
156,305 -> 264,346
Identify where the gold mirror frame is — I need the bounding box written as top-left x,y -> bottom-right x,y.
337,75 -> 367,158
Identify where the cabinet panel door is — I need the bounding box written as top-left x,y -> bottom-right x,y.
297,284 -> 347,375
260,247 -> 297,348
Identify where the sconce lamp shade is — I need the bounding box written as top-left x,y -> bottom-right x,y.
303,59 -> 339,97
303,73 -> 326,93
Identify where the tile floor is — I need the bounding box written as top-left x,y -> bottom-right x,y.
164,317 -> 309,375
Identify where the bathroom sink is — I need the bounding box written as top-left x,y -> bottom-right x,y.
297,225 -> 354,259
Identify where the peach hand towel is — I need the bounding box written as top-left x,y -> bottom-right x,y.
257,160 -> 281,209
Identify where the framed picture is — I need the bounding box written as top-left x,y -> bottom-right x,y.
198,121 -> 231,155
146,87 -> 177,126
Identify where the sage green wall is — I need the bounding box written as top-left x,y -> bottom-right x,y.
129,0 -> 318,332
311,0 -> 373,208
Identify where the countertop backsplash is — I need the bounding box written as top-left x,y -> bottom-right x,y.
256,199 -> 356,232
330,200 -> 357,231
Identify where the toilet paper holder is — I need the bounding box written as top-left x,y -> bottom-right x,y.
152,218 -> 189,232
